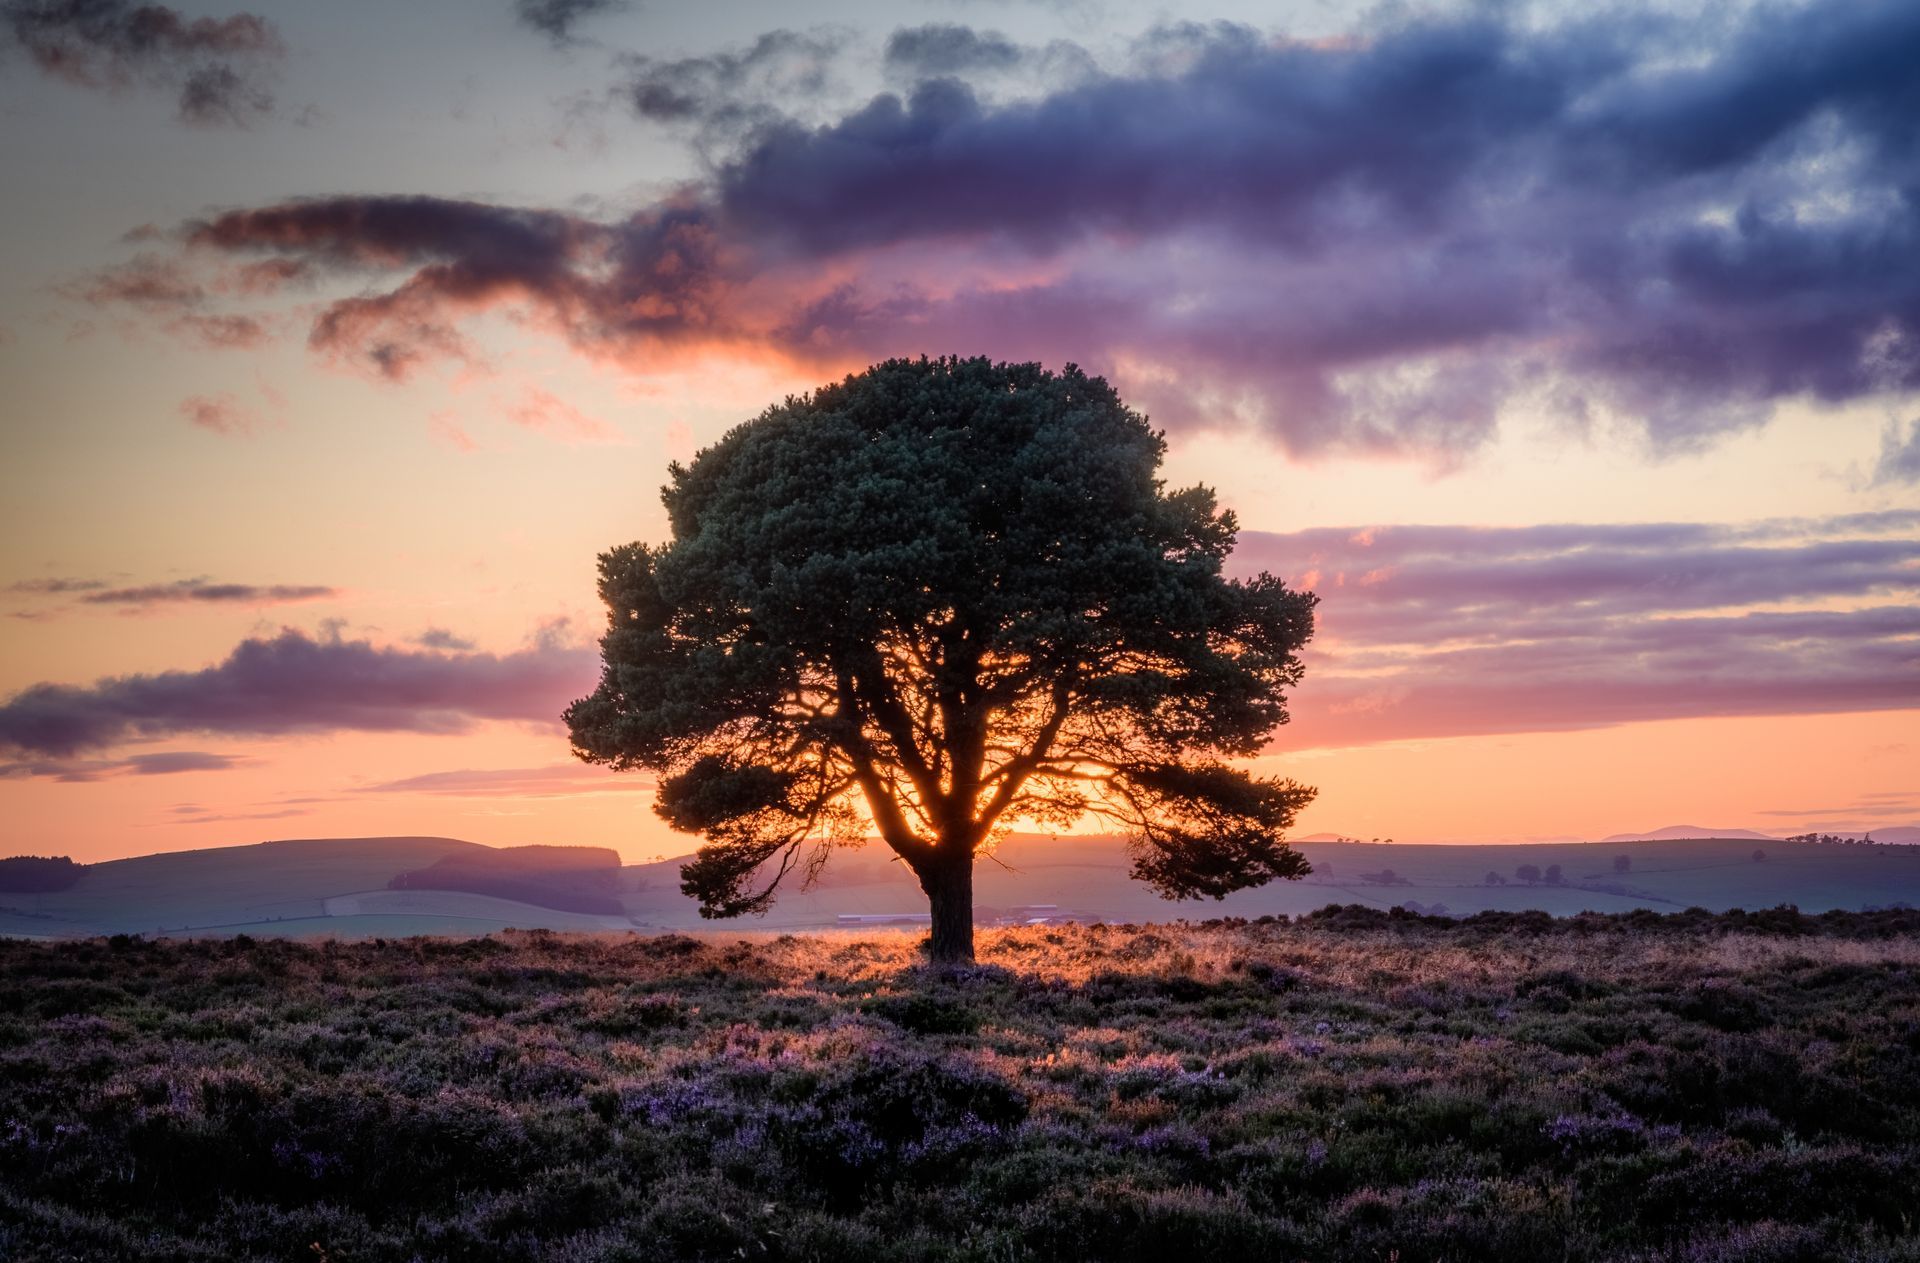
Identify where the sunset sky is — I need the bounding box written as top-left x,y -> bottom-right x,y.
1,0 -> 1916,864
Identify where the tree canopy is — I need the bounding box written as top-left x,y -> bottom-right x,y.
566,356 -> 1318,961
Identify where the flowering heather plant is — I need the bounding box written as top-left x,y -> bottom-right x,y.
1,908 -> 1920,1260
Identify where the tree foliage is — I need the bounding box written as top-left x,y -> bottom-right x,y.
565,357 -> 1318,950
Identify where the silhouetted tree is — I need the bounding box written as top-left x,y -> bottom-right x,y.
1613,854 -> 1632,874
1544,863 -> 1564,885
1483,870 -> 1505,886
1516,864 -> 1542,884
1752,848 -> 1767,863
566,358 -> 1320,963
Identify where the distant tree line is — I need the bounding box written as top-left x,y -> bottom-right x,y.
1784,832 -> 1886,846
0,856 -> 86,893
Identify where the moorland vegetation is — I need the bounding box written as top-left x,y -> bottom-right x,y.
4,909 -> 1919,1261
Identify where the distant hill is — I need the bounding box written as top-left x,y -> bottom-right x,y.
1807,827 -> 1920,845
7,831 -> 1920,941
390,844 -> 624,914
1601,825 -> 1778,842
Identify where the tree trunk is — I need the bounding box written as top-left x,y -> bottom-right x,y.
921,852 -> 975,965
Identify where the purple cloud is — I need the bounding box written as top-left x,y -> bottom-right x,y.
414,627 -> 477,651
98,1 -> 1920,457
0,628 -> 598,758
1238,512 -> 1920,748
2,0 -> 283,124
78,579 -> 336,608
0,749 -> 248,782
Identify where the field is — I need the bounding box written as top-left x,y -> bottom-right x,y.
5,835 -> 1919,941
4,911 -> 1920,1261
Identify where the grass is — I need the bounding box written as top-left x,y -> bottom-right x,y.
3,907 -> 1919,1260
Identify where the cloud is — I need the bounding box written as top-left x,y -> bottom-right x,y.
1234,512 -> 1920,749
884,24 -> 1023,77
179,393 -> 267,435
163,805 -> 310,825
613,28 -> 853,151
881,23 -> 1094,91
504,385 -> 623,443
8,577 -> 107,595
515,0 -> 625,45
0,627 -> 597,758
358,763 -> 653,797
1,0 -> 282,124
77,578 -> 337,608
1876,418 -> 1920,484
1,749 -> 248,782
83,2 -> 1920,458
414,627 -> 477,651
66,256 -> 272,348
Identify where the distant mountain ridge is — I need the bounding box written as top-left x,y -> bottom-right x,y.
1601,825 -> 1920,845
1601,825 -> 1779,842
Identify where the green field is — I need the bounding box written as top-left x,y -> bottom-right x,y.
4,835 -> 1917,941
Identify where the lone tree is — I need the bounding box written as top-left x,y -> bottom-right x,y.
566,357 -> 1319,963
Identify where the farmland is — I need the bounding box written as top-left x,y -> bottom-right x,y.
3,912 -> 1919,1260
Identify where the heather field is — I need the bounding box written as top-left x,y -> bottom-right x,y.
5,911 -> 1920,1262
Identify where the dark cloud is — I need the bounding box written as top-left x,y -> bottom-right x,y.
100,2 -> 1920,457
161,195 -> 724,379
1233,511 -> 1920,646
414,627 -> 477,651
78,579 -> 336,608
0,749 -> 247,782
1229,513 -> 1920,749
884,24 -> 1022,77
2,0 -> 282,124
515,0 -> 625,45
614,28 -> 850,146
0,628 -> 597,758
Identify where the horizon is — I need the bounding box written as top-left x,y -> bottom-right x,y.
36,824 -> 1920,876
2,0 -> 1917,866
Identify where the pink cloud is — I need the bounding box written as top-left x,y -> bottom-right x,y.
179,392 -> 265,436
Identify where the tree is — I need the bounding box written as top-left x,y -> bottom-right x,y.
565,357 -> 1319,963
1752,848 -> 1767,863
1483,870 -> 1506,886
1516,864 -> 1542,884
1613,854 -> 1632,874
1544,863 -> 1564,885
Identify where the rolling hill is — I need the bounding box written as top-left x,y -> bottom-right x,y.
1600,824 -> 1778,842
5,829 -> 1920,940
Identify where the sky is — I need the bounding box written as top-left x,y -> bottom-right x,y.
0,0 -> 1916,864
